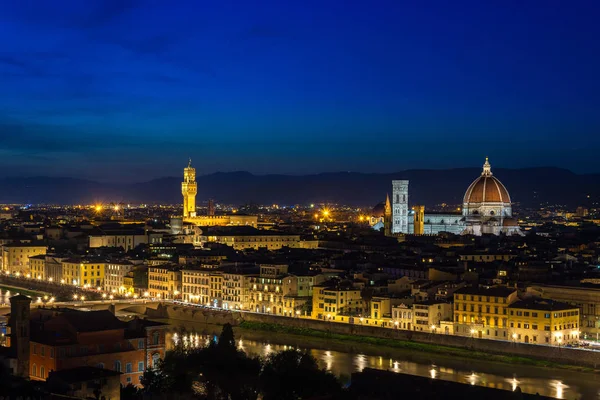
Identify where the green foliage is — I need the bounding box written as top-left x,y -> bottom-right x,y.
217,323 -> 236,352
120,384 -> 141,400
260,349 -> 342,400
141,323 -> 345,399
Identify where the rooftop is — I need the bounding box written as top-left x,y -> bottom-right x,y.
508,298 -> 578,312
454,286 -> 517,298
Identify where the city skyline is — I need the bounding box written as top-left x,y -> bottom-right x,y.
0,1 -> 599,180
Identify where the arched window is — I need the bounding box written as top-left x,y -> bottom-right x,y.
396,194 -> 399,203
40,366 -> 45,379
114,360 -> 122,372
32,364 -> 37,377
97,363 -> 105,369
153,331 -> 160,345
403,195 -> 406,202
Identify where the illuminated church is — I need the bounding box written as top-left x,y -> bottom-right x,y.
383,158 -> 522,236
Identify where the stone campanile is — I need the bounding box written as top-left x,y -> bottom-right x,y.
392,180 -> 409,234
9,294 -> 31,378
182,158 -> 197,218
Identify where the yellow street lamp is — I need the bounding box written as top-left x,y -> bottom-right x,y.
73,295 -> 78,300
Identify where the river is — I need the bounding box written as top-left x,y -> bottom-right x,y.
158,318 -> 599,399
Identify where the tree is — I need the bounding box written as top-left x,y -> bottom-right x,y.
121,383 -> 141,400
217,323 -> 236,352
199,324 -> 260,400
260,349 -> 342,400
141,324 -> 261,400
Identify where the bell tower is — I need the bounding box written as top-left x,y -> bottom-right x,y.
9,294 -> 31,378
182,158 -> 197,218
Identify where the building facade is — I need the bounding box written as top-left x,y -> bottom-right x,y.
312,286 -> 364,320
527,285 -> 599,340
507,299 -> 580,346
29,255 -> 46,280
1,243 -> 47,274
206,232 -> 306,250
453,286 -> 518,339
148,265 -> 182,299
61,258 -> 106,288
23,309 -> 166,387
104,261 -> 135,294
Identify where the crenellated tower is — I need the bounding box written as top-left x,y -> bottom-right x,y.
182,158 -> 197,218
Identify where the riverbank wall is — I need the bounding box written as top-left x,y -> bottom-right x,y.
146,303 -> 600,369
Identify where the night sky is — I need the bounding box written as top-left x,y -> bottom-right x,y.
1,0 -> 599,182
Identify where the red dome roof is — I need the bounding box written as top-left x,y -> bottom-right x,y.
463,158 -> 511,204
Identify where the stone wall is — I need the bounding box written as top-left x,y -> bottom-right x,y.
151,304 -> 600,368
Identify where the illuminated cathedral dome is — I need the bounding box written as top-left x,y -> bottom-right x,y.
463,158 -> 511,205
462,157 -> 512,217
461,158 -> 521,236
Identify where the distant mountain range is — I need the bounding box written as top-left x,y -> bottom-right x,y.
0,168 -> 597,207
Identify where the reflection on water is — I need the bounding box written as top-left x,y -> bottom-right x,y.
164,328 -> 597,399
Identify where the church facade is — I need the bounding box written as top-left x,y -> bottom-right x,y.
388,158 -> 522,236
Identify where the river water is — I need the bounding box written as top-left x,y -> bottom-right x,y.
159,319 -> 600,399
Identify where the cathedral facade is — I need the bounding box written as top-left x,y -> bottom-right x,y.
388,158 -> 522,236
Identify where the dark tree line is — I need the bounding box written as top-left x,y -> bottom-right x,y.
122,323 -> 343,400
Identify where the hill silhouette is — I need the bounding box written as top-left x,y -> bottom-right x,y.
0,167 -> 597,207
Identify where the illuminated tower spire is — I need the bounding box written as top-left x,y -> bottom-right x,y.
182,159 -> 197,218
384,193 -> 392,237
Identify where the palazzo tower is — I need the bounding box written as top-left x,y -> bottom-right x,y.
182,159 -> 197,218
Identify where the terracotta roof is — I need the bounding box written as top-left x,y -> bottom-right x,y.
463,175 -> 511,204
61,310 -> 126,332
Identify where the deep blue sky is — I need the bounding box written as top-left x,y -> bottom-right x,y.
1,0 -> 599,182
